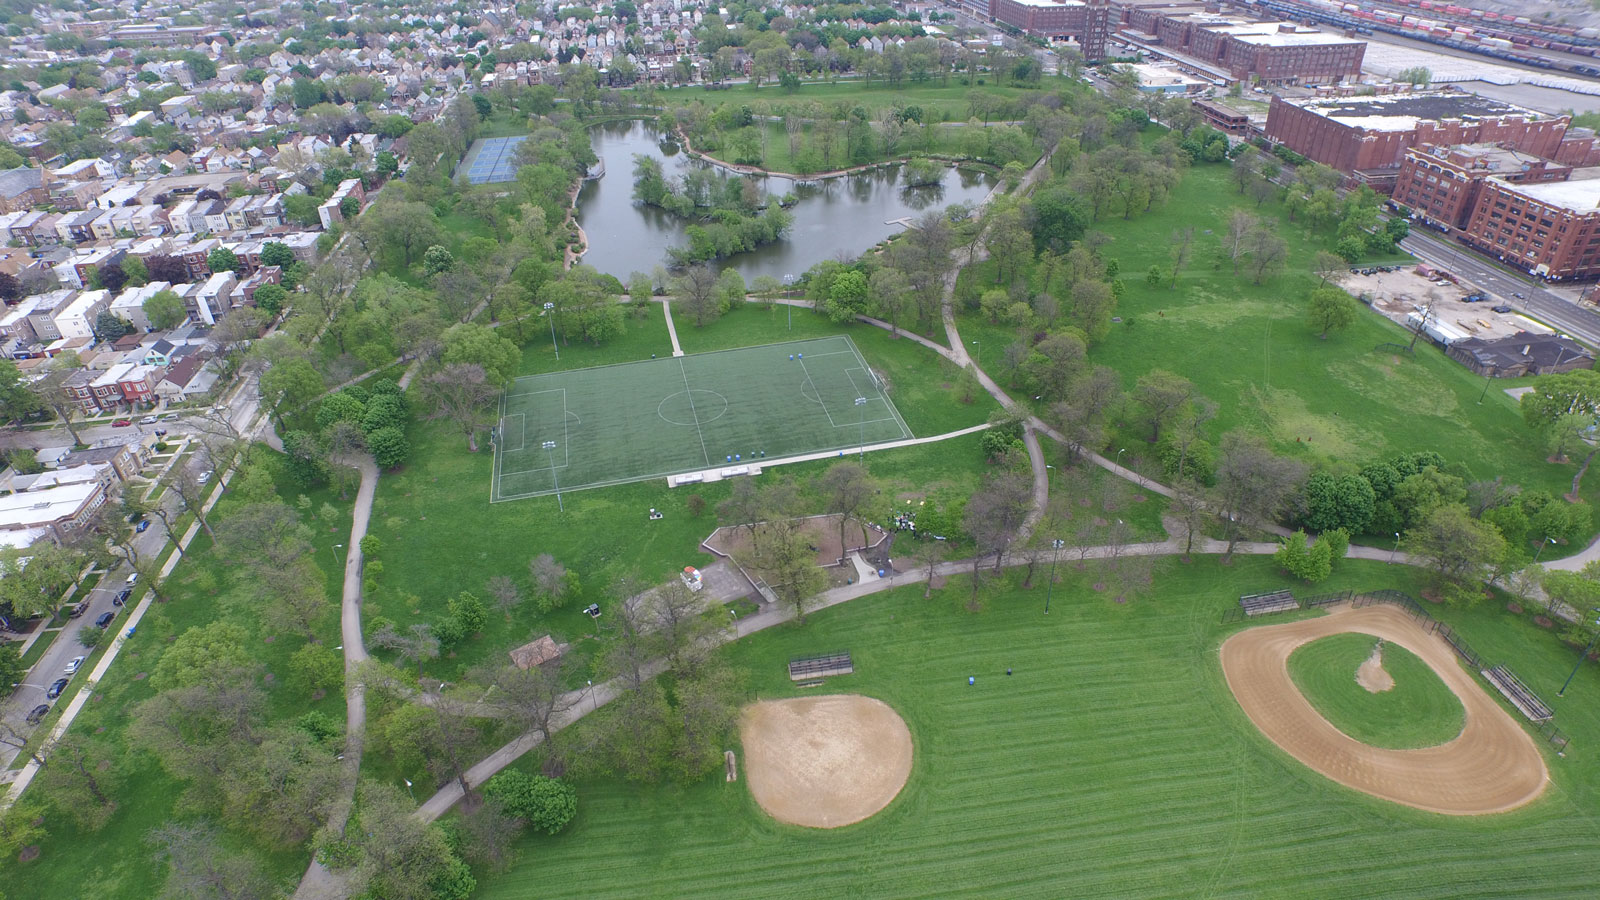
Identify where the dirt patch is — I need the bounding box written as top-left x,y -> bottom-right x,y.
708,515 -> 882,568
1356,643 -> 1395,693
740,694 -> 912,828
1220,604 -> 1547,815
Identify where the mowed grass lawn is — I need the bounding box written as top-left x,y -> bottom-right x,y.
1288,633 -> 1465,749
655,78 -> 1079,121
474,557 -> 1600,900
963,161 -> 1591,545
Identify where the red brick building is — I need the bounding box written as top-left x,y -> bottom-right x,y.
1392,144 -> 1571,232
988,0 -> 1110,59
1459,176 -> 1600,281
1265,92 -> 1570,178
1146,15 -> 1363,83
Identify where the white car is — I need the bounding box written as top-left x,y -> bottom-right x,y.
139,415 -> 158,425
125,572 -> 139,585
198,470 -> 213,485
64,655 -> 85,675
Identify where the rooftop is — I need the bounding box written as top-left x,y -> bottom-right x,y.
1286,92 -> 1553,133
1497,176 -> 1600,212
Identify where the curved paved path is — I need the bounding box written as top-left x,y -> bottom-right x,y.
292,455 -> 378,900
1221,603 -> 1547,815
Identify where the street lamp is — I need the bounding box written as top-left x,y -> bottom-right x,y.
1044,538 -> 1065,614
1388,532 -> 1401,564
403,778 -> 414,801
1116,448 -> 1126,470
544,302 -> 559,361
855,397 -> 868,461
1534,535 -> 1554,564
543,440 -> 563,512
1558,607 -> 1600,696
332,543 -> 343,564
1478,373 -> 1494,404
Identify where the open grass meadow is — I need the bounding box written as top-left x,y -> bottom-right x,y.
958,160 -> 1593,548
1288,633 -> 1465,749
655,77 -> 1080,121
9,454 -> 351,900
471,557 -> 1600,900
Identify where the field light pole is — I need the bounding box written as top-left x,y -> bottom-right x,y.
1534,535 -> 1554,564
543,440 -> 563,512
855,397 -> 868,461
332,543 -> 343,565
1044,538 -> 1065,614
1388,532 -> 1401,564
1558,608 -> 1600,696
1478,373 -> 1494,404
544,302 -> 559,361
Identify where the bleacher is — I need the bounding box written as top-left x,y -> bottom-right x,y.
1240,590 -> 1297,617
1483,666 -> 1554,723
788,651 -> 854,681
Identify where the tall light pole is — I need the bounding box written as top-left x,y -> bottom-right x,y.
543,440 -> 563,512
332,543 -> 344,565
1478,373 -> 1494,404
1534,535 -> 1554,564
544,302 -> 559,361
1116,447 -> 1126,471
1044,538 -> 1064,614
1558,607 -> 1600,696
855,397 -> 867,461
1388,532 -> 1401,564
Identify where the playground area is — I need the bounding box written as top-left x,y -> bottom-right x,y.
1220,602 -> 1548,815
740,694 -> 912,828
491,336 -> 912,502
458,135 -> 528,185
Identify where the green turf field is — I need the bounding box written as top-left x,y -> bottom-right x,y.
1288,633 -> 1465,749
491,336 -> 912,501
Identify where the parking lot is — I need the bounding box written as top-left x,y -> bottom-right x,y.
1341,266 -> 1555,342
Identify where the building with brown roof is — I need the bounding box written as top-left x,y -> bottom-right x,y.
508,635 -> 568,669
1392,144 -> 1572,232
1458,173 -> 1600,281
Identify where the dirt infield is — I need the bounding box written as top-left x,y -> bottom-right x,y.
1356,643 -> 1395,693
740,695 -> 912,828
1221,604 -> 1548,815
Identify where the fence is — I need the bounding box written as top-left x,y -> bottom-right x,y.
788,651 -> 853,681
1220,589 -> 1354,624
1354,591 -> 1571,750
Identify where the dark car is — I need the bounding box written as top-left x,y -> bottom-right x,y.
136,520 -> 150,533
46,677 -> 68,699
1492,304 -> 1513,314
68,602 -> 87,618
113,588 -> 132,606
1513,292 -> 1526,299
94,611 -> 115,628
26,704 -> 49,725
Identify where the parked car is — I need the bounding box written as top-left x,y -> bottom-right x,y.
1492,304 -> 1513,314
113,588 -> 131,606
68,603 -> 87,618
46,677 -> 68,699
26,704 -> 48,725
136,520 -> 150,533
140,415 -> 158,425
1513,292 -> 1526,299
198,470 -> 212,485
153,429 -> 167,437
159,412 -> 179,421
94,611 -> 115,628
111,418 -> 132,427
64,656 -> 85,674
125,572 -> 139,585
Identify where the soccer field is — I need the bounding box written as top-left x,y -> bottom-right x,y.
491,336 -> 912,502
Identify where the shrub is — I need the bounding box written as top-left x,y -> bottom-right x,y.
481,770 -> 577,834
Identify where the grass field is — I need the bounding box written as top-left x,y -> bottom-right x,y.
656,78 -> 1078,120
1288,633 -> 1465,749
471,557 -> 1600,900
492,335 -> 912,500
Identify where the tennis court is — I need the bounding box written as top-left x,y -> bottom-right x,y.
458,135 -> 528,185
490,336 -> 912,502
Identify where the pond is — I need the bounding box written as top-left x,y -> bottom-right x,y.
574,120 -> 998,283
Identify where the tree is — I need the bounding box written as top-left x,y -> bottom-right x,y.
260,241 -> 294,269
811,461 -> 874,560
440,323 -> 520,387
1129,369 -> 1193,443
1406,503 -> 1505,602
0,358 -> 42,423
1168,226 -> 1195,289
148,820 -> 274,900
448,592 -> 488,635
289,643 -> 343,694
1225,208 -> 1258,276
1275,530 -> 1332,583
1215,431 -> 1308,556
529,553 -> 575,611
0,271 -> 20,302
418,363 -> 499,451
481,771 -> 578,834
1522,369 -> 1600,498
143,288 -> 187,331
486,575 -> 521,619
1303,472 -> 1376,534
1029,184 -> 1089,254
258,358 -> 324,427
1024,331 -> 1088,401
1246,227 -> 1288,284
868,267 -> 911,335
747,516 -> 827,622
369,622 -> 440,672
823,269 -> 868,323
423,245 -> 455,276
252,282 -> 288,316
367,426 -> 410,469
673,263 -> 723,327
29,355 -> 89,444
0,543 -> 85,619
350,782 -> 474,900
1312,250 -> 1346,287
963,469 -> 1031,585
155,623 -> 253,688
207,246 -> 242,275
1307,286 -> 1356,340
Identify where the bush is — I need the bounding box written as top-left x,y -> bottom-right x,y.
360,535 -> 381,557
79,625 -> 105,648
481,770 -> 577,834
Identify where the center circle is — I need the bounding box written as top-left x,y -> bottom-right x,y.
657,389 -> 729,426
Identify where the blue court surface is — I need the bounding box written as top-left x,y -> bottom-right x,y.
459,135 -> 528,185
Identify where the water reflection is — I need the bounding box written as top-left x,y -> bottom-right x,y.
575,120 -> 997,282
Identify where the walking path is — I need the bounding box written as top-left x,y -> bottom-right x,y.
662,299 -> 685,357
668,423 -> 991,487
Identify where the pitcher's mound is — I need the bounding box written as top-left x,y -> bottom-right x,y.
741,694 -> 912,828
